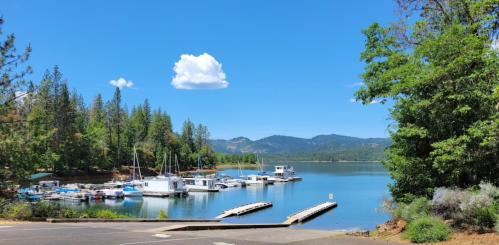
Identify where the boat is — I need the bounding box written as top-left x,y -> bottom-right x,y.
245,174 -> 268,186
124,146 -> 144,197
102,189 -> 125,199
143,154 -> 188,196
182,155 -> 220,192
273,165 -> 297,181
256,157 -> 275,184
289,166 -> 303,181
215,183 -> 230,189
183,177 -> 220,192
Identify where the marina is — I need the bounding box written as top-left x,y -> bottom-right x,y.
25,162 -> 390,230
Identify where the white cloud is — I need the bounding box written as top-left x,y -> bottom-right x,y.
15,91 -> 27,105
492,38 -> 499,50
349,98 -> 356,103
350,82 -> 364,87
370,100 -> 380,104
171,53 -> 228,90
109,78 -> 134,89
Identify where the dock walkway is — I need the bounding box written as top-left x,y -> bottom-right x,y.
283,202 -> 337,224
216,201 -> 273,219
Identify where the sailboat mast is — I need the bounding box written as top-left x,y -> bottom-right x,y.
133,146 -> 136,181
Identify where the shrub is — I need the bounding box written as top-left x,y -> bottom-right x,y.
401,197 -> 432,224
404,216 -> 451,243
31,201 -> 62,218
2,202 -> 32,220
81,209 -> 97,218
157,209 -> 168,219
61,207 -> 80,218
96,209 -> 117,219
458,182 -> 499,228
432,187 -> 465,221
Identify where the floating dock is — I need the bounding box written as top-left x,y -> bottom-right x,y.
143,191 -> 171,197
216,201 -> 273,219
283,202 -> 337,224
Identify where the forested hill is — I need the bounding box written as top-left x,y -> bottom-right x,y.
209,134 -> 391,161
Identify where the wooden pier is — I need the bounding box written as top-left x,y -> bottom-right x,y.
216,201 -> 273,219
283,202 -> 337,224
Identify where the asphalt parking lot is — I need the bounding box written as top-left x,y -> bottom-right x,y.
0,222 -> 400,245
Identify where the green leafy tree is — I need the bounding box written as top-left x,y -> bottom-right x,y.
355,0 -> 499,201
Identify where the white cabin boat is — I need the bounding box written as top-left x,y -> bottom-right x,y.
273,165 -> 295,181
245,174 -> 268,186
182,177 -> 219,192
143,175 -> 187,196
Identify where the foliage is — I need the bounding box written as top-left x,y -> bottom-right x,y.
355,0 -> 499,201
399,197 -> 432,224
404,216 -> 451,243
157,209 -> 168,219
30,201 -> 63,217
0,201 -> 32,220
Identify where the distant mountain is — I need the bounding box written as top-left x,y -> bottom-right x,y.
209,134 -> 391,161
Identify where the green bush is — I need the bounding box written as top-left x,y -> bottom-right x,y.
404,216 -> 451,243
472,207 -> 497,229
96,209 -> 117,219
401,197 -> 432,224
81,209 -> 97,218
61,207 -> 80,218
31,201 -> 62,217
157,209 -> 168,219
2,202 -> 32,220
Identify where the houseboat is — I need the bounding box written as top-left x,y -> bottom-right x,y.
245,174 -> 268,186
142,174 -> 187,196
182,177 -> 219,192
273,165 -> 294,181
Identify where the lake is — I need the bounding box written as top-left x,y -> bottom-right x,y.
64,162 -> 392,231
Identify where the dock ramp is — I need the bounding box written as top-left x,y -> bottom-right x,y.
283,202 -> 337,224
216,201 -> 273,219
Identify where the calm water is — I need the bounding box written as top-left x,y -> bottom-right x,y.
64,162 -> 392,230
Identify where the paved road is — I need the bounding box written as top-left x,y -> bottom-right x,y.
0,222 -> 400,245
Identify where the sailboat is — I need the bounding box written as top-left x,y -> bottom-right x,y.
123,146 -> 144,197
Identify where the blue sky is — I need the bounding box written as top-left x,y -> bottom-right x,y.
2,1 -> 397,140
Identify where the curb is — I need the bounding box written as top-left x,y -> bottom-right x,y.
46,218 -> 221,223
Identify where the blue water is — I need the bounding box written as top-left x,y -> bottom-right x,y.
65,162 -> 392,230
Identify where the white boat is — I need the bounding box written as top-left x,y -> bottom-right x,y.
273,165 -> 295,181
245,174 -> 268,186
183,177 -> 220,192
143,175 -> 187,196
256,157 -> 275,184
215,183 -> 230,189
